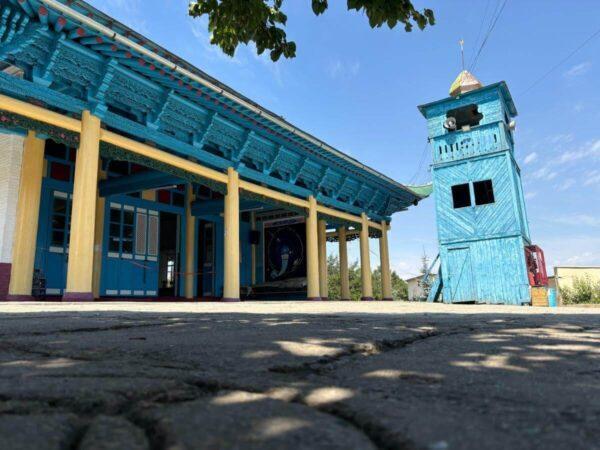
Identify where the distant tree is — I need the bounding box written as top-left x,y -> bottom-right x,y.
419,250 -> 431,300
189,1 -> 435,61
327,254 -> 341,300
560,275 -> 600,305
391,270 -> 408,300
328,256 -> 407,301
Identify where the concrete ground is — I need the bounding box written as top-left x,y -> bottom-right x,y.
0,302 -> 598,450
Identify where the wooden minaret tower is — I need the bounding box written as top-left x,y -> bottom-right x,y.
418,71 -> 544,305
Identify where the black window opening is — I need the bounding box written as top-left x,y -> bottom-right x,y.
446,104 -> 483,131
474,179 -> 495,205
451,183 -> 471,209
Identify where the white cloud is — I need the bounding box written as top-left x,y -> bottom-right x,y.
188,19 -> 244,65
326,59 -> 361,80
530,166 -> 557,181
564,61 -> 591,77
548,134 -> 574,145
584,169 -> 600,187
97,0 -> 149,34
542,236 -> 600,269
557,178 -> 575,191
524,191 -> 537,200
523,152 -> 538,165
553,214 -> 600,227
557,139 -> 600,164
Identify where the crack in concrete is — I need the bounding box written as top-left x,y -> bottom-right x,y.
0,320 -> 182,338
269,330 -> 442,375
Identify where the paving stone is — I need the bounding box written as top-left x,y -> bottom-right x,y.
141,390 -> 376,449
0,302 -> 598,449
0,414 -> 78,450
79,415 -> 149,450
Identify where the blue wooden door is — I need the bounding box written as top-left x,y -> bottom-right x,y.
199,221 -> 215,297
446,247 -> 476,302
102,201 -> 160,297
38,189 -> 72,296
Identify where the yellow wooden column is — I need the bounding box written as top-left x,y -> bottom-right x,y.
359,213 -> 374,301
92,168 -> 107,299
142,190 -> 156,201
306,196 -> 320,300
222,167 -> 240,302
7,132 -> 45,301
338,226 -> 351,301
380,221 -> 393,301
250,211 -> 257,285
63,111 -> 101,301
318,219 -> 328,300
185,184 -> 196,299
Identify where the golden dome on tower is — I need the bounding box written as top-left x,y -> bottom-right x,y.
449,70 -> 483,97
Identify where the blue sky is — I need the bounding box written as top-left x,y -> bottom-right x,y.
89,0 -> 600,278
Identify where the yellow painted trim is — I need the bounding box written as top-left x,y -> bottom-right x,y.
379,220 -> 392,299
317,203 -> 382,230
318,219 -> 328,299
8,131 -> 45,297
184,184 -> 196,299
141,190 -> 156,201
65,111 -> 101,297
0,96 -> 386,234
338,226 -> 350,300
238,180 -> 308,209
0,93 -> 80,132
101,130 -> 229,185
359,212 -> 374,299
92,168 -> 107,299
306,196 -> 320,299
223,167 -> 240,299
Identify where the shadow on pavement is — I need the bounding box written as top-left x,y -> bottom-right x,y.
0,307 -> 598,449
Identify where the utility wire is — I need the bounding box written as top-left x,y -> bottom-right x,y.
468,0 -> 493,69
519,25 -> 600,96
470,0 -> 509,71
408,139 -> 430,185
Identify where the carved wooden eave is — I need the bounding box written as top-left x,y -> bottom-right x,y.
0,0 -> 429,221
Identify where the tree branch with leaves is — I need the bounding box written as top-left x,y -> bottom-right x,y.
189,0 -> 435,61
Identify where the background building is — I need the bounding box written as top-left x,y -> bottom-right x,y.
406,273 -> 437,301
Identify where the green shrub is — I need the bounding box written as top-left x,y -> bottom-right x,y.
560,275 -> 600,305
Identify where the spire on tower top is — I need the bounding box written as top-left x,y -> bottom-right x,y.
449,70 -> 483,97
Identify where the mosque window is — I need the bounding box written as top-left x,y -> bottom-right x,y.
474,180 -> 495,205
451,183 -> 471,209
446,104 -> 483,131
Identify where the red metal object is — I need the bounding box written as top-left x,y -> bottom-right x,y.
525,245 -> 548,287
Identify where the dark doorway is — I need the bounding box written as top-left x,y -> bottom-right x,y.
158,212 -> 180,297
197,221 -> 216,298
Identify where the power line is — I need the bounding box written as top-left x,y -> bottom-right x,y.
468,0 -> 493,69
470,0 -> 509,71
519,25 -> 600,96
408,139 -> 430,185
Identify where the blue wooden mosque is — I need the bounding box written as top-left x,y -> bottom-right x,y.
419,71 -> 547,305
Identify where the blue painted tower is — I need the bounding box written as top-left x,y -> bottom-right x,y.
419,72 -> 533,305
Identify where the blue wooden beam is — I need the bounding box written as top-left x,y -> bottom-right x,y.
99,170 -> 182,197
191,198 -> 265,217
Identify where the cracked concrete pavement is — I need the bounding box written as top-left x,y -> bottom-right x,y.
0,301 -> 598,450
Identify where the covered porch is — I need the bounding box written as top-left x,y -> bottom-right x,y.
0,0 -> 427,302
1,95 -> 397,301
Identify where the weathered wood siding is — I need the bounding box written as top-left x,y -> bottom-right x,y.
421,82 -> 532,305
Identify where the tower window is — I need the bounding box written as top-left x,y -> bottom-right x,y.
474,179 -> 495,205
451,183 -> 471,209
446,104 -> 483,131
